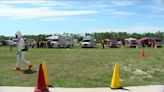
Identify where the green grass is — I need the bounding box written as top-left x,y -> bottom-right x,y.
0,46 -> 164,87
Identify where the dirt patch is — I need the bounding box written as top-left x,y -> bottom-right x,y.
147,68 -> 164,74
123,65 -> 153,79
123,64 -> 132,72
134,69 -> 152,78
134,69 -> 147,75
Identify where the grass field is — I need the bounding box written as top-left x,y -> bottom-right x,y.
0,45 -> 164,87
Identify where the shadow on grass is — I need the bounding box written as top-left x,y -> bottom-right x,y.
22,70 -> 37,74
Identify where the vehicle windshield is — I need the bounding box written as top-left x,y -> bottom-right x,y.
13,40 -> 17,42
53,39 -> 59,41
83,40 -> 90,42
155,39 -> 161,42
131,40 -> 136,42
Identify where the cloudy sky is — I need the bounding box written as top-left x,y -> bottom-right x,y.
0,0 -> 164,36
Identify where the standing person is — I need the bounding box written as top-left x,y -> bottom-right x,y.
47,40 -> 51,48
101,39 -> 105,49
15,31 -> 32,70
37,41 -> 39,48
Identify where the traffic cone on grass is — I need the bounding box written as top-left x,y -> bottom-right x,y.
34,64 -> 49,92
140,48 -> 145,57
42,62 -> 49,87
110,63 -> 122,89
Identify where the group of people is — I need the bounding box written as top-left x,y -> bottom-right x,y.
31,40 -> 51,48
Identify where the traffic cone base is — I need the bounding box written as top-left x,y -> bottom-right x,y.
110,63 -> 121,89
34,87 -> 49,92
34,64 -> 49,92
110,86 -> 123,89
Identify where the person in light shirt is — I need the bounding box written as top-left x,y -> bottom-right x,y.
15,31 -> 32,70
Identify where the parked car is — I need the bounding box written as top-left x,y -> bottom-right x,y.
152,37 -> 163,47
103,39 -> 110,45
108,39 -> 118,48
138,37 -> 163,47
125,38 -> 137,47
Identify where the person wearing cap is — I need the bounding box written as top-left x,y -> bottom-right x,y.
15,31 -> 32,70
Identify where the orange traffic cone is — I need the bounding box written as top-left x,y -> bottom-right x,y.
34,64 -> 49,92
140,48 -> 145,57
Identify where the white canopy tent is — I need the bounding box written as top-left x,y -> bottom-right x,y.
45,36 -> 58,40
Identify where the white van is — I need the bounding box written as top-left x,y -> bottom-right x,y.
64,35 -> 74,48
49,35 -> 67,48
81,36 -> 96,48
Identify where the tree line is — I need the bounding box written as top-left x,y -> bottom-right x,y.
87,31 -> 164,42
0,31 -> 163,42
